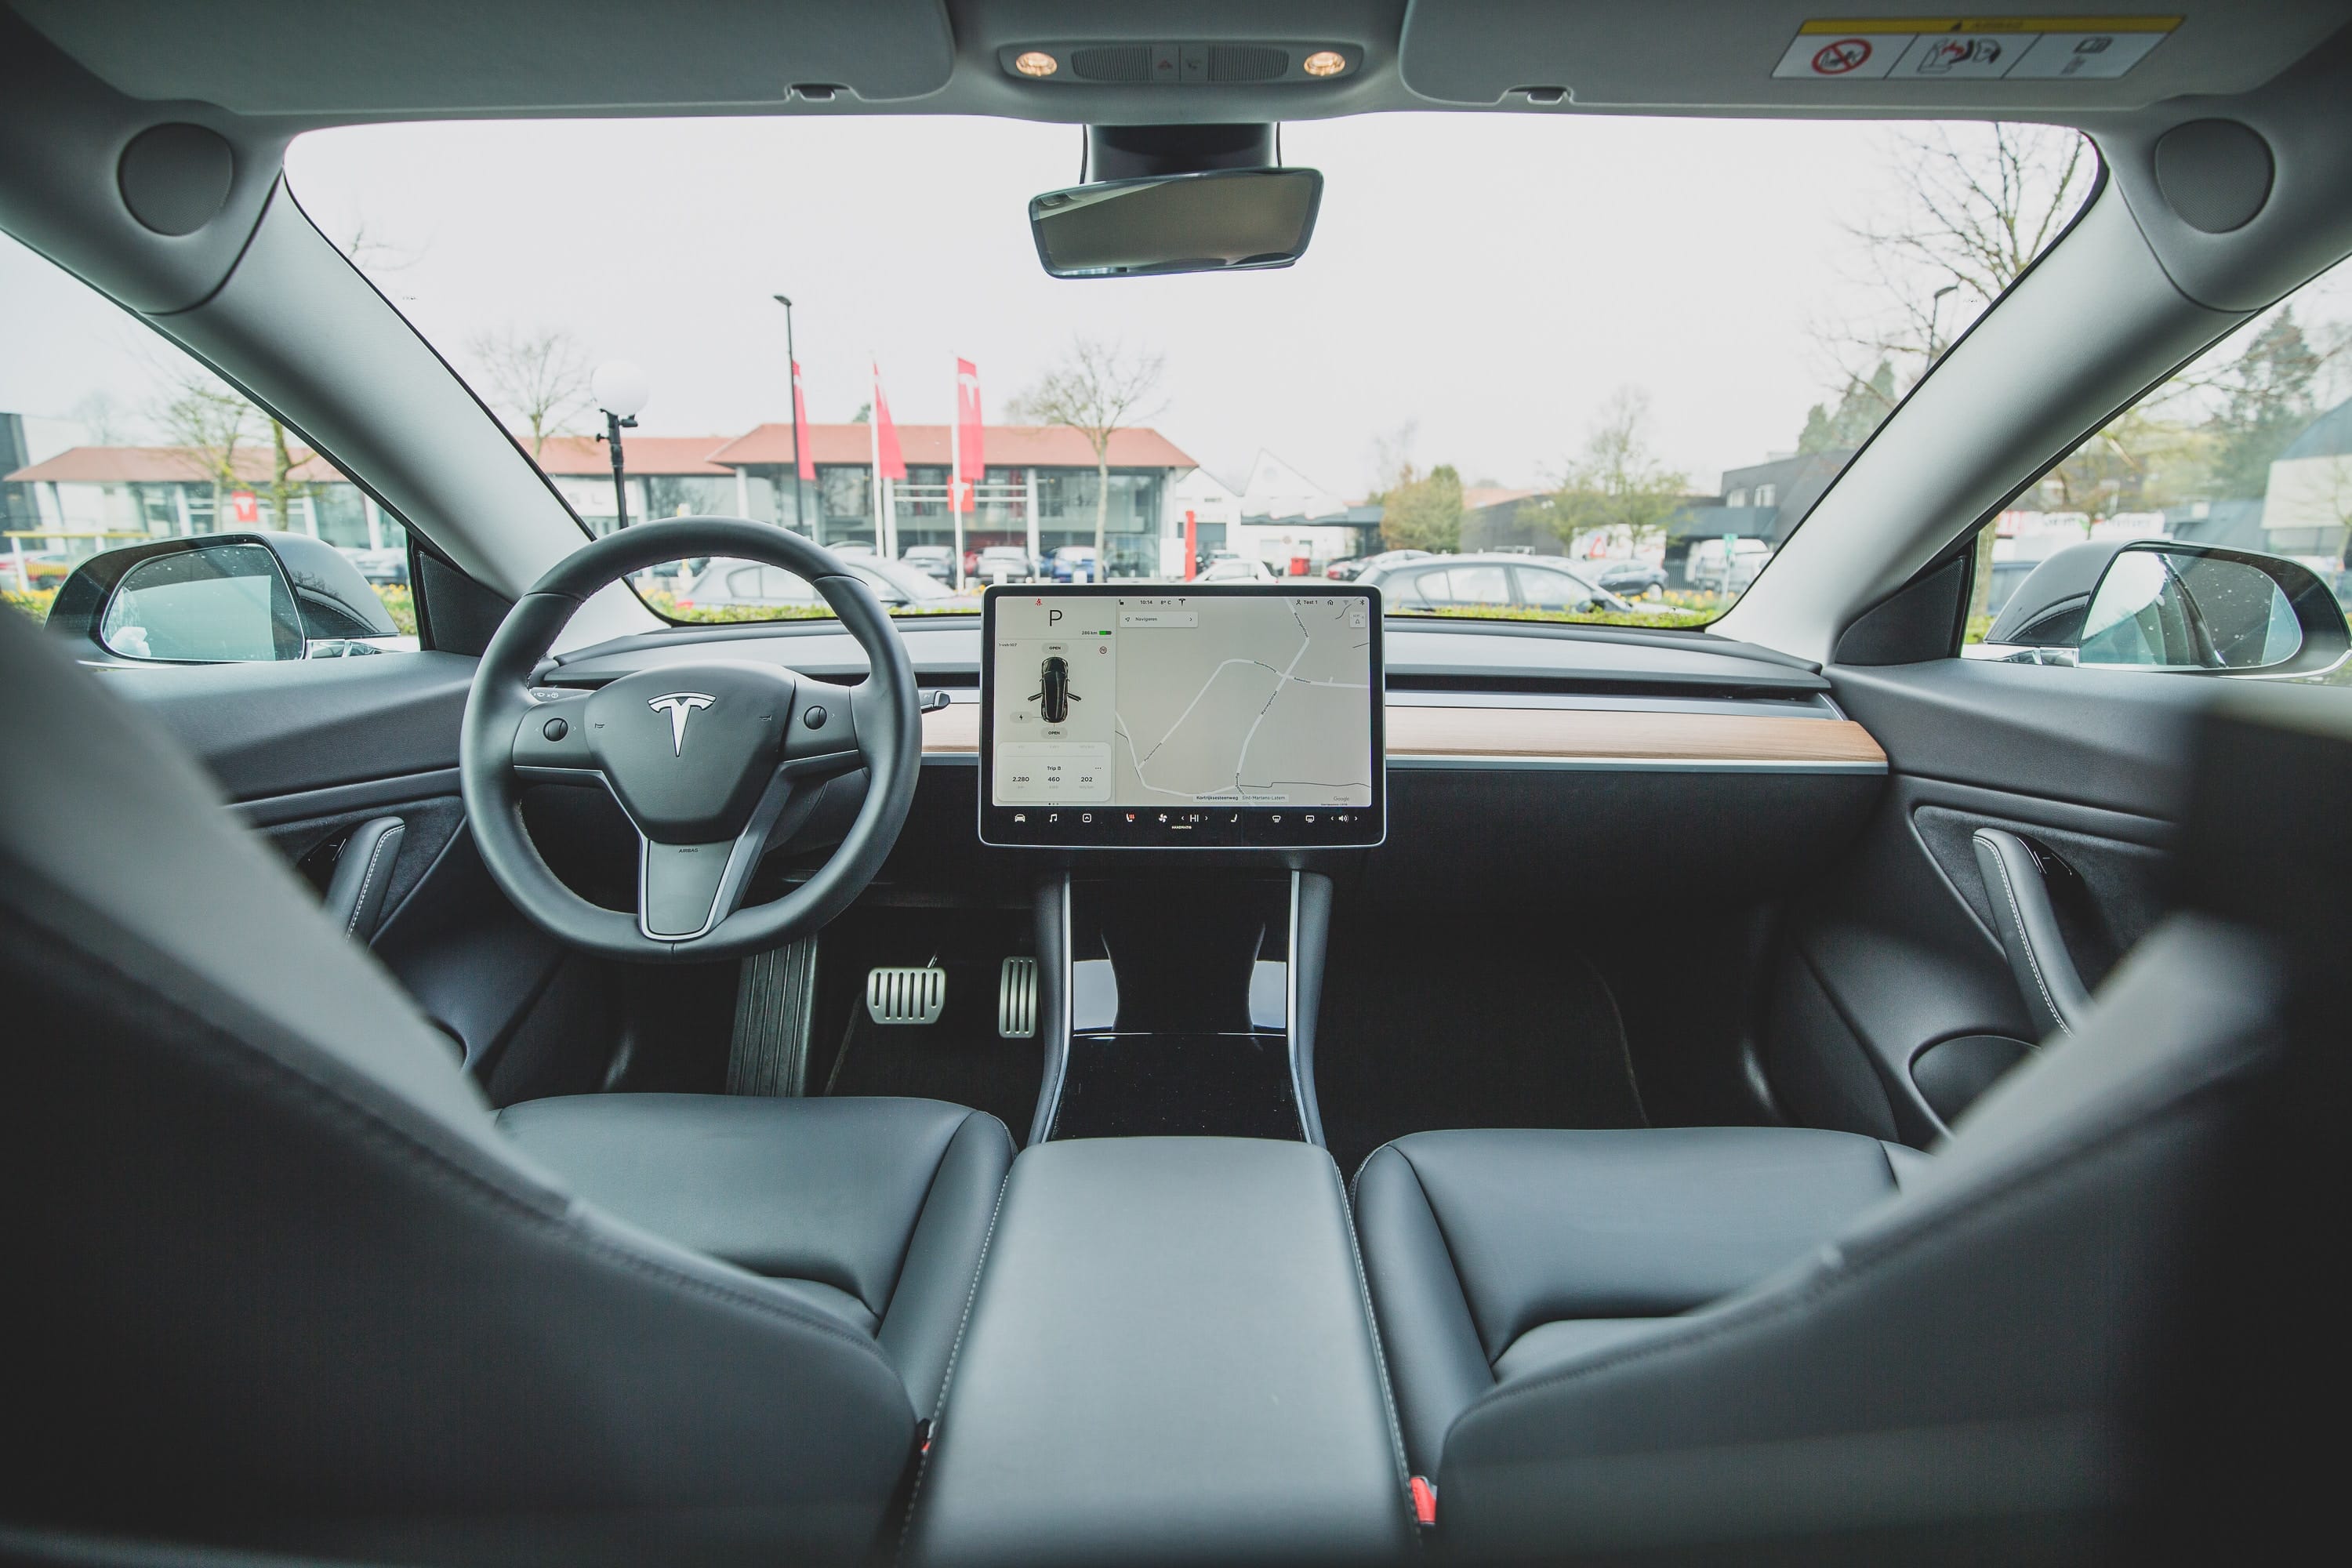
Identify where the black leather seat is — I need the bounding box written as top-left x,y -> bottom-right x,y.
1356,1125 -> 1926,1477
1348,689 -> 2336,1561
0,606 -> 1007,1565
499,1092 -> 1011,1412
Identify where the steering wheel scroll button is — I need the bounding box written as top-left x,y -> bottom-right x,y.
542,717 -> 568,741
804,705 -> 828,729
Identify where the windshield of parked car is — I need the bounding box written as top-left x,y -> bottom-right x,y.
1,115 -> 2095,630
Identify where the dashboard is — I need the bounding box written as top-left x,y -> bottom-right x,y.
979,586 -> 1385,848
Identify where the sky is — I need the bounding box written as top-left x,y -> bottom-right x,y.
8,111 -> 1983,498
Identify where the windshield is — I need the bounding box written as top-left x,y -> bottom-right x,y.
270,115 -> 2091,625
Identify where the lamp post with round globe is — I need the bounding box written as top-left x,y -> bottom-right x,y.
592,359 -> 650,532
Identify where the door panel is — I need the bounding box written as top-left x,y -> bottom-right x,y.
1768,659 -> 2207,1139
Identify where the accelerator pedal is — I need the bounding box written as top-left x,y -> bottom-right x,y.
998,956 -> 1038,1039
867,965 -> 946,1026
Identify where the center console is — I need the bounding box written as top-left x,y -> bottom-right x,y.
903,1138 -> 1415,1567
903,586 -> 1407,1563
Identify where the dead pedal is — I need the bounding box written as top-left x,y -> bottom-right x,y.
866,966 -> 946,1025
998,956 -> 1038,1039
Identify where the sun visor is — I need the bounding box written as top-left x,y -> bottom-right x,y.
10,0 -> 958,115
1398,2 -> 2352,111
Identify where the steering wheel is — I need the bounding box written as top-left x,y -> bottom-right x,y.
459,517 -> 922,961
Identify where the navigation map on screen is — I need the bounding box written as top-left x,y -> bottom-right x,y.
981,586 -> 1383,848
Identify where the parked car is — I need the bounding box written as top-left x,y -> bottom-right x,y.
1047,546 -> 1099,583
900,544 -> 956,585
1327,548 -> 1430,581
1595,559 -> 1668,600
1358,552 -> 1633,615
1200,556 -> 1276,583
338,546 -> 410,586
673,554 -> 966,612
1684,536 -> 1772,592
975,545 -> 1036,585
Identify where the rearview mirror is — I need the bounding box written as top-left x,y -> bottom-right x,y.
45,532 -> 405,665
1029,167 -> 1323,278
1984,539 -> 2348,677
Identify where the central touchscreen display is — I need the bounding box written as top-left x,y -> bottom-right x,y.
979,584 -> 1384,848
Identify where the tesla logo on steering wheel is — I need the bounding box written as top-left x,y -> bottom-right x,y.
648,692 -> 715,756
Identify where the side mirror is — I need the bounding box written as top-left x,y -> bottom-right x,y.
45,532 -> 403,665
1985,539 -> 2347,677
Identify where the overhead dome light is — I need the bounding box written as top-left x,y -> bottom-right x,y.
1014,51 -> 1058,78
1302,49 -> 1347,78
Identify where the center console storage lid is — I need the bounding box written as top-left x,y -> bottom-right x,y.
906,1137 -> 1414,1566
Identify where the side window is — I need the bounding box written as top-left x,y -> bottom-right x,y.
1968,253 -> 2352,683
1514,566 -> 1592,611
2,230 -> 415,660
1446,565 -> 1513,606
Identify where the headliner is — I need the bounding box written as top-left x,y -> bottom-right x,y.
10,1 -> 2350,127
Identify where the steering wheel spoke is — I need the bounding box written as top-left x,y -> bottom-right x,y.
637,765 -> 797,942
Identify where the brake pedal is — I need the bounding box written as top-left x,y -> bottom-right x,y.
998,956 -> 1038,1039
867,966 -> 946,1025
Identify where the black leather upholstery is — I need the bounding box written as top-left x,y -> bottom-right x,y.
1348,673 -> 2341,1563
498,1093 -> 1012,1410
905,1138 -> 1414,1567
1428,916 -> 2281,1559
1355,1126 -> 1920,1476
0,600 -> 996,1563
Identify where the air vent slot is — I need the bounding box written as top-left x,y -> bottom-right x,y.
1208,45 -> 1287,82
1071,45 -> 1153,82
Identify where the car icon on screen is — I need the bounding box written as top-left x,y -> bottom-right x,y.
1032,655 -> 1080,724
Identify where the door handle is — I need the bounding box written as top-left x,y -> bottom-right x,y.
322,816 -> 405,945
1970,828 -> 2091,1042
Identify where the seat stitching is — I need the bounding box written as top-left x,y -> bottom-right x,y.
34,914 -> 898,1369
343,825 -> 398,938
1398,1145 -> 1503,1369
873,1109 -> 995,1323
895,1153 -> 1011,1562
1451,1058 -> 2259,1430
1980,833 -> 2072,1038
1328,1155 -> 1423,1534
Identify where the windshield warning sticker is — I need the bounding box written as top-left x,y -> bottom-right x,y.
1773,16 -> 2180,82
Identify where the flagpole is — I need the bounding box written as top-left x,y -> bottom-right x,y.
772,294 -> 808,535
949,362 -> 965,592
869,360 -> 884,556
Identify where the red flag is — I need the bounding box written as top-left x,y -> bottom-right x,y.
871,362 -> 906,481
790,360 -> 815,482
954,358 -> 984,514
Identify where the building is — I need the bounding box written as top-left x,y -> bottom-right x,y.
2255,396 -> 2352,559
5,418 -> 1199,577
3,432 -> 402,560
701,422 -> 1198,575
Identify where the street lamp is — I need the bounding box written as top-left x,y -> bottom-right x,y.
1926,282 -> 1961,363
592,359 -> 649,532
773,295 -> 809,535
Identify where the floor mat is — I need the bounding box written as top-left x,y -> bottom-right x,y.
814,906 -> 1046,1144
1313,912 -> 1648,1182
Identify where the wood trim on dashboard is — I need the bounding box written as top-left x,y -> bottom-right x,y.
924,701 -> 1885,768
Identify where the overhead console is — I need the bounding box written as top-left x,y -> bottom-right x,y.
980,584 -> 1385,848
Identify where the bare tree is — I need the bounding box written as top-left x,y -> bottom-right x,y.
469,327 -> 594,459
1010,336 -> 1166,569
1368,419 -> 1420,497
1823,124 -> 2095,622
1534,388 -> 1689,556
153,374 -> 257,521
